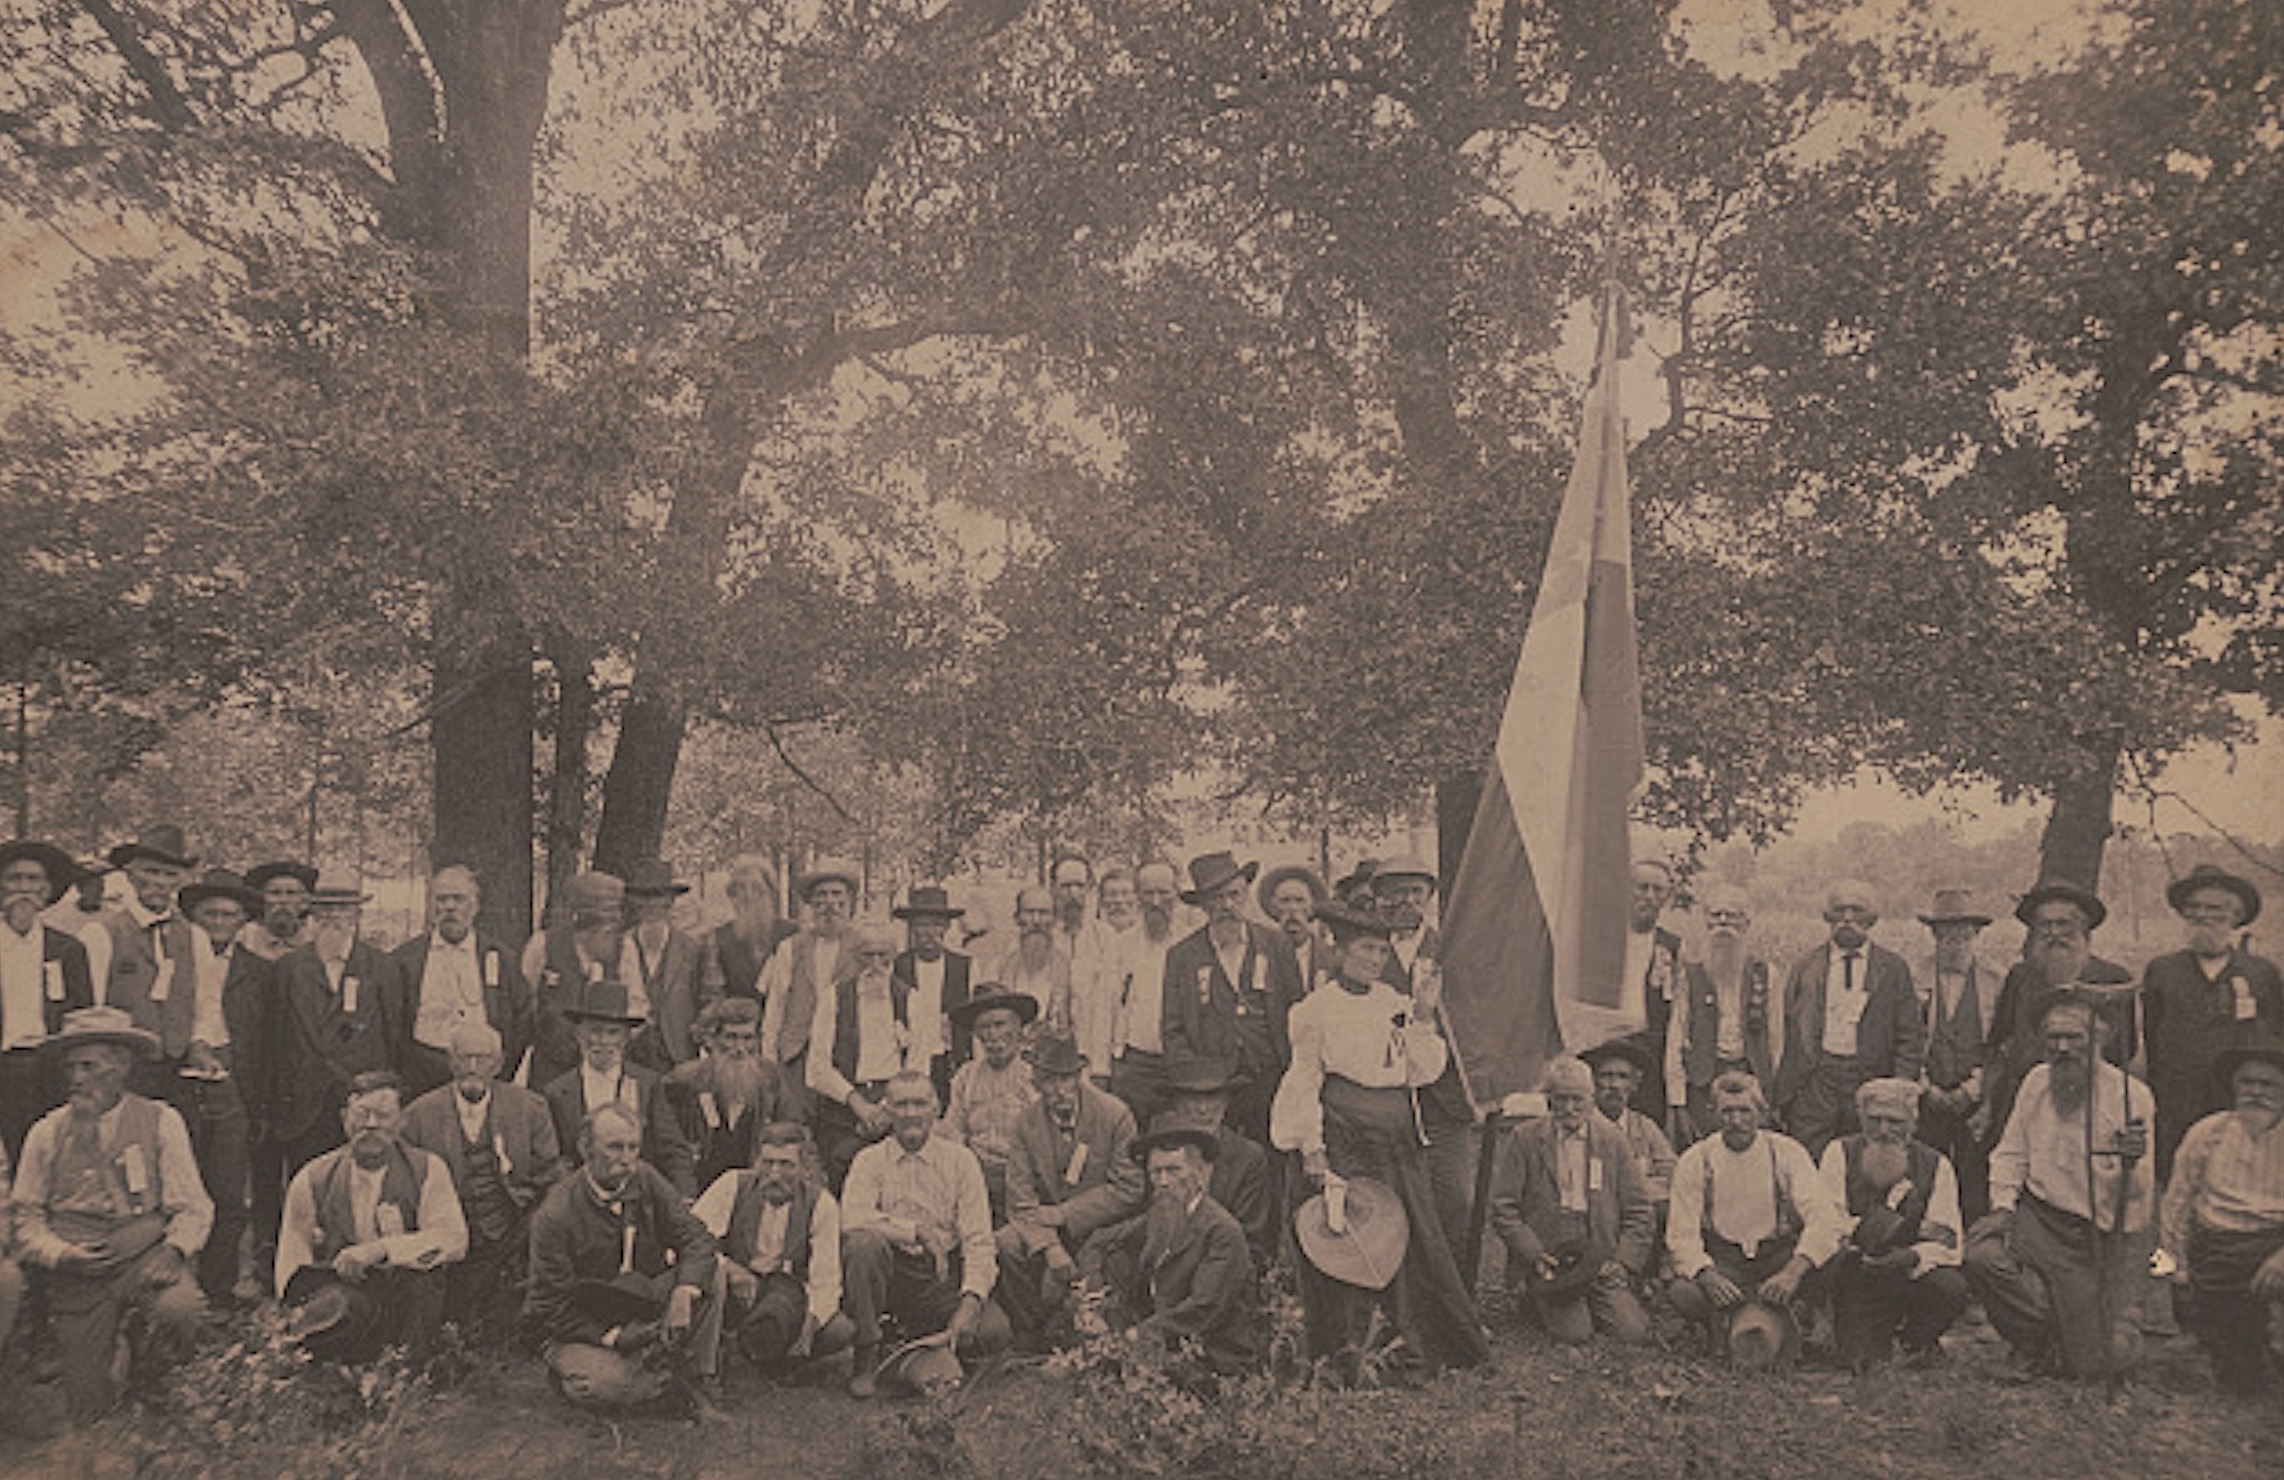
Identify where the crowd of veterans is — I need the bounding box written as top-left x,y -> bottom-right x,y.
1,825 -> 2279,1427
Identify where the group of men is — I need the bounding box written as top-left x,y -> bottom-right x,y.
1,825 -> 2278,1426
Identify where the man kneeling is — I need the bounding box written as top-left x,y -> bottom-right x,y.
522,1103 -> 719,1409
1084,1119 -> 1256,1372
1813,1078 -> 1967,1368
278,1071 -> 467,1363
839,1070 -> 1010,1397
1490,1056 -> 1656,1345
691,1120 -> 855,1374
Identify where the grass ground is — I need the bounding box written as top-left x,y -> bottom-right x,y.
1,1289 -> 2276,1480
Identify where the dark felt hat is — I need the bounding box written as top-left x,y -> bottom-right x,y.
1312,897 -> 1396,941
0,840 -> 80,904
892,885 -> 965,920
2212,1026 -> 2284,1090
1130,1115 -> 1220,1165
1179,851 -> 1259,905
1579,1036 -> 1656,1078
244,860 -> 319,893
1024,1030 -> 1088,1078
561,976 -> 647,1026
105,825 -> 198,871
1165,1056 -> 1240,1095
2014,877 -> 2107,931
2166,863 -> 2261,927
178,869 -> 264,916
622,859 -> 690,897
949,985 -> 1039,1031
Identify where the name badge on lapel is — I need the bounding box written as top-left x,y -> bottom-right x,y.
342,976 -> 361,1015
495,1133 -> 512,1175
1195,965 -> 1212,1007
1588,1158 -> 1604,1194
120,1144 -> 151,1203
44,959 -> 65,1002
1064,1142 -> 1089,1186
2233,978 -> 2257,1021
699,1091 -> 721,1130
484,950 -> 501,988
149,950 -> 173,1003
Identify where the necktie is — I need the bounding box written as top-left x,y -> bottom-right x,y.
1843,952 -> 1859,996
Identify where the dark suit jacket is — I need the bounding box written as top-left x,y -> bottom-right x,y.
400,1078 -> 562,1216
1775,942 -> 1923,1108
0,925 -> 94,1154
1208,1127 -> 1276,1271
100,909 -> 202,1063
0,924 -> 94,1042
894,948 -> 974,1099
1004,1082 -> 1145,1253
390,931 -> 534,1088
2142,947 -> 2284,1164
543,1061 -> 695,1197
662,1055 -> 795,1192
1160,923 -> 1301,1087
268,940 -> 409,1142
217,943 -> 274,1127
1489,1115 -> 1656,1279
1095,1192 -> 1256,1367
627,925 -> 721,1070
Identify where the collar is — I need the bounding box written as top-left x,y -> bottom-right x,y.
431,929 -> 479,956
125,897 -> 173,929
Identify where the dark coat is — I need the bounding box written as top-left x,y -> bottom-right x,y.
894,948 -> 974,1100
2141,946 -> 2284,1170
268,940 -> 409,1142
543,1061 -> 696,1197
1489,1114 -> 1657,1279
521,1162 -> 716,1349
1775,942 -> 1924,1108
662,1055 -> 795,1193
390,931 -> 534,1088
1095,1193 -> 1256,1368
626,925 -> 722,1071
1003,1082 -> 1145,1252
1160,923 -> 1301,1089
400,1078 -> 563,1217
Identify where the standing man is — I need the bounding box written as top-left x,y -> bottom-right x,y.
239,858 -> 315,1276
1983,878 -> 2137,1142
394,864 -> 532,1099
175,869 -> 271,1302
275,1070 -> 467,1363
711,854 -> 795,1003
2142,865 -> 2283,1179
269,879 -> 410,1181
1258,864 -> 1329,997
401,1021 -> 562,1340
805,917 -> 932,1189
241,861 -> 317,961
1161,852 -> 1301,1150
1049,854 -> 1102,964
520,870 -> 639,1093
98,825 -> 202,1098
1073,869 -> 1139,1082
10,1007 -> 211,1421
839,1070 -> 1012,1397
1968,990 -> 2156,1380
541,978 -> 694,1197
1371,856 -> 1476,1269
622,859 -> 723,1071
1915,888 -> 2001,1222
757,857 -> 862,1113
892,885 -> 973,1101
1107,861 -> 1187,1130
991,886 -> 1074,1029
1775,880 -> 1923,1157
1663,884 -> 1774,1147
0,839 -> 95,1159
1610,859 -> 1683,1116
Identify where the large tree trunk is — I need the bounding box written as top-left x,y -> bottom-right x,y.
592,691 -> 686,875
2036,738 -> 2119,891
544,648 -> 594,910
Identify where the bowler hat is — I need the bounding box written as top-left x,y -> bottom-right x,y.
1579,1037 -> 1655,1078
1024,1030 -> 1088,1078
1256,864 -> 1327,918
2211,1025 -> 2284,1090
799,857 -> 862,899
244,860 -> 319,893
892,885 -> 965,920
106,825 -> 198,872
622,859 -> 690,898
949,985 -> 1039,1031
1130,1115 -> 1220,1164
1179,851 -> 1258,906
47,1005 -> 159,1059
1917,888 -> 1993,928
562,976 -> 647,1026
0,840 -> 80,904
1165,1056 -> 1240,1096
2014,877 -> 2107,931
1293,1176 -> 1409,1290
561,870 -> 626,917
178,869 -> 264,917
2166,863 -> 2262,928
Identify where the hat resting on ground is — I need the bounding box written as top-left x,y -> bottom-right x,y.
1726,1300 -> 1800,1372
1293,1176 -> 1408,1290
0,840 -> 80,904
877,1336 -> 963,1397
892,885 -> 965,920
1179,851 -> 1259,906
105,825 -> 199,872
2166,863 -> 2262,927
1918,888 -> 1992,928
47,1005 -> 160,1059
2014,877 -> 2107,930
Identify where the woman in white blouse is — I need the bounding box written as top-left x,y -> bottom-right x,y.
1270,899 -> 1489,1376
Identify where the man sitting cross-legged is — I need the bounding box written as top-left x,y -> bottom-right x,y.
690,1119 -> 856,1377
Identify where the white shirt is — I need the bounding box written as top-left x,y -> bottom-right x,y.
415,931 -> 487,1051
189,932 -> 231,1050
1822,948 -> 1872,1057
907,955 -> 948,1064
692,1173 -> 846,1329
1270,978 -> 1448,1158
579,1062 -> 639,1116
1816,1139 -> 1963,1278
1115,936 -> 1174,1056
456,1085 -> 492,1146
274,1145 -> 469,1297
1,922 -> 52,1051
806,976 -> 918,1103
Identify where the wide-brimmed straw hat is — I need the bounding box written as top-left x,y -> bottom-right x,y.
1293,1176 -> 1408,1290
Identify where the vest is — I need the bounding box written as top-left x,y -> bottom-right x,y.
1923,965 -> 1986,1091
455,1106 -> 516,1244
44,1095 -> 169,1247
102,911 -> 198,1058
1682,959 -> 1772,1088
776,933 -> 836,1063
715,922 -> 767,1001
312,1141 -> 426,1265
1838,1135 -> 1947,1253
830,973 -> 911,1085
725,1174 -> 817,1276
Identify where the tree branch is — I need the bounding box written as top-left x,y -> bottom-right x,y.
764,723 -> 857,823
77,0 -> 197,130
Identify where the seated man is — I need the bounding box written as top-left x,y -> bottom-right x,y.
1490,1056 -> 1656,1346
937,986 -> 1040,1220
995,1032 -> 1143,1343
690,1120 -> 856,1375
2159,1027 -> 2284,1396
667,997 -> 793,1194
1086,1119 -> 1256,1372
839,1070 -> 1011,1397
522,1103 -> 721,1410
400,1022 -> 561,1341
542,978 -> 695,1197
277,1071 -> 468,1363
1813,1078 -> 1967,1369
1665,1070 -> 1843,1365
9,1007 -> 212,1421
1967,990 -> 2155,1380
